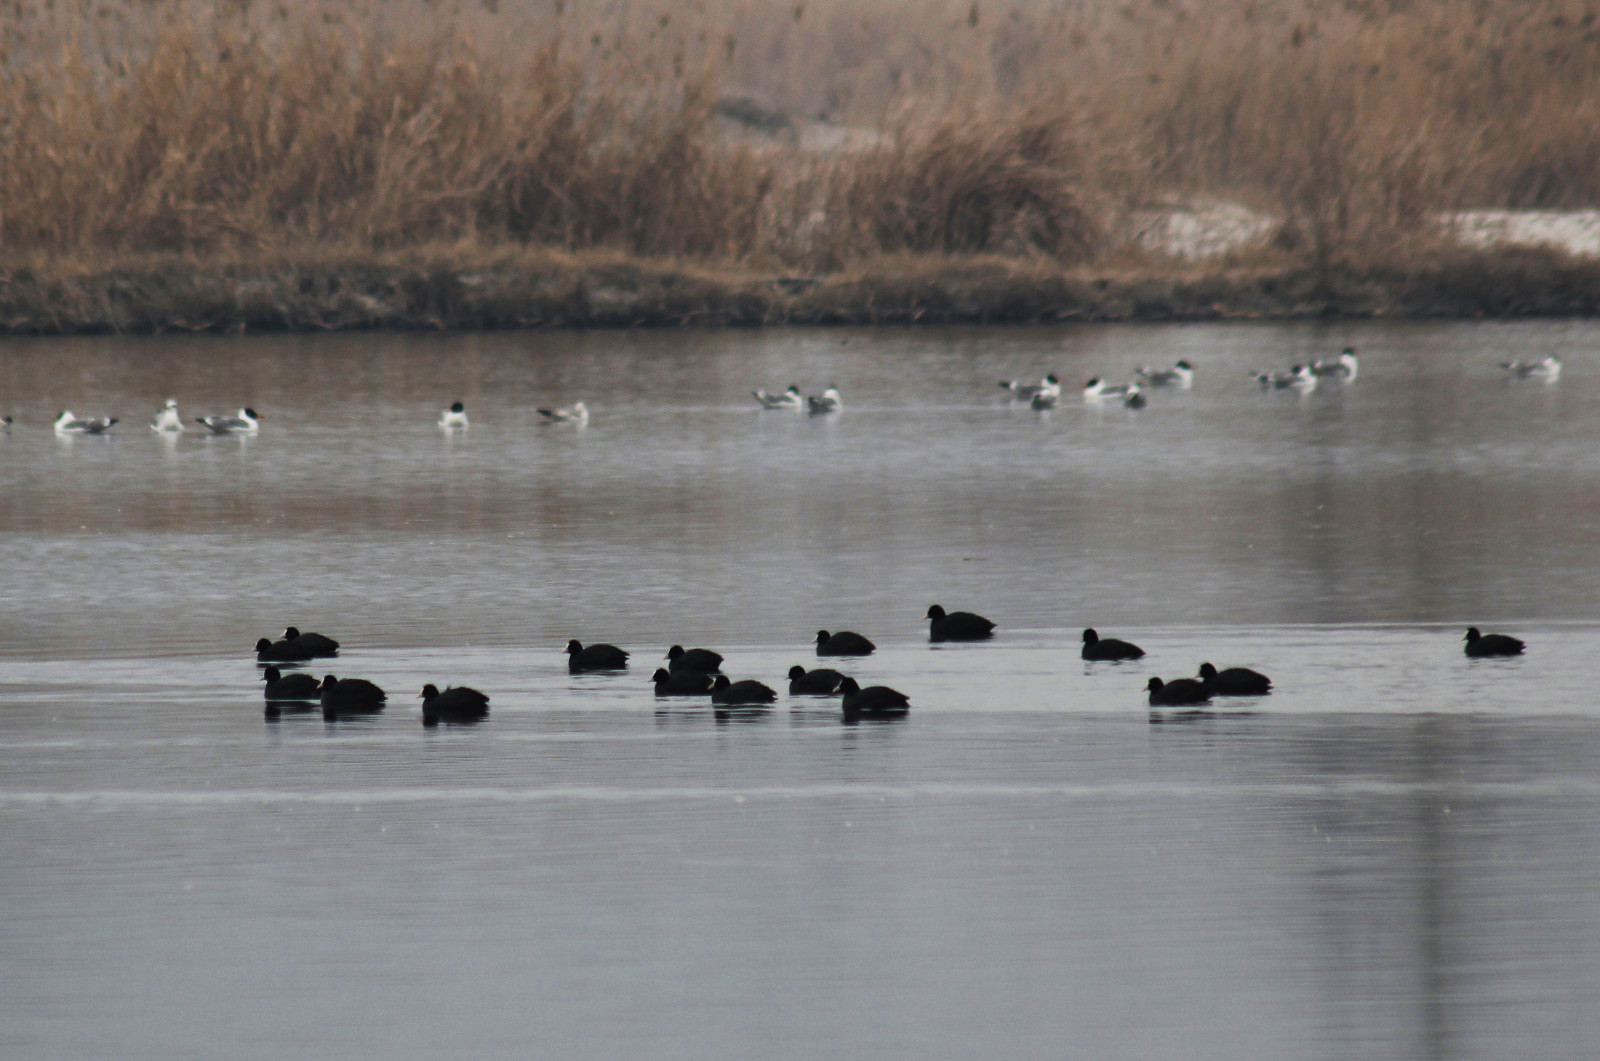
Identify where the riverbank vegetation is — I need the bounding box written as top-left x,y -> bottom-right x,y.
3,0 -> 1599,330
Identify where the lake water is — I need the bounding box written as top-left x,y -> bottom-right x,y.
2,321 -> 1599,1059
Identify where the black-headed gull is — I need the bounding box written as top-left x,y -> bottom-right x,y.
1500,355 -> 1560,381
196,408 -> 260,434
1000,374 -> 1060,400
1309,348 -> 1359,379
1251,365 -> 1316,390
1082,377 -> 1137,401
538,401 -> 588,424
807,386 -> 842,414
54,411 -> 118,435
1135,360 -> 1195,387
753,386 -> 803,409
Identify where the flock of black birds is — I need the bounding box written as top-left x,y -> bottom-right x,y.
253,613 -> 1527,722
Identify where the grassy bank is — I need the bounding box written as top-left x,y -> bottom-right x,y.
3,0 -> 1600,329
5,247 -> 1599,334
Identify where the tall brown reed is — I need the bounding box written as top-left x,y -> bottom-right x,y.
3,0 -> 1600,272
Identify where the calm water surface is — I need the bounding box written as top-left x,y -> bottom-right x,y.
2,321 -> 1599,1059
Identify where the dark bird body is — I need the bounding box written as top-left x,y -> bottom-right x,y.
420,683 -> 490,725
319,675 -> 387,715
788,666 -> 847,695
711,675 -> 778,705
839,677 -> 911,717
1464,627 -> 1525,657
927,605 -> 995,642
1197,662 -> 1272,696
666,645 -> 723,674
1081,628 -> 1144,661
282,626 -> 339,657
815,629 -> 876,656
652,667 -> 716,696
1146,677 -> 1212,706
255,637 -> 312,663
567,640 -> 630,672
262,666 -> 320,701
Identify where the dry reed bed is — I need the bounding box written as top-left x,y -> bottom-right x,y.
2,0 -> 1600,329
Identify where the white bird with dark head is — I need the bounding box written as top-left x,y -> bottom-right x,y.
753,386 -> 803,409
1135,360 -> 1194,387
1309,348 -> 1359,380
807,386 -> 842,414
195,408 -> 260,434
1500,355 -> 1560,382
54,411 -> 118,435
538,401 -> 589,424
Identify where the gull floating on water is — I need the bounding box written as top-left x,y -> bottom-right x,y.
807,385 -> 842,414
1500,355 -> 1560,381
1082,377 -> 1138,402
196,408 -> 260,434
1028,376 -> 1063,409
439,401 -> 469,428
1135,360 -> 1194,387
1309,348 -> 1359,380
1000,374 -> 1061,400
538,401 -> 589,424
1252,365 -> 1317,390
54,411 -> 118,435
150,399 -> 185,432
753,386 -> 803,409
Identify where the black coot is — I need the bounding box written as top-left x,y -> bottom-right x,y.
567,640 -> 630,672
788,666 -> 847,695
1146,677 -> 1211,706
665,645 -> 724,674
926,605 -> 995,642
839,676 -> 911,717
319,675 -> 387,716
711,675 -> 778,705
255,637 -> 311,663
815,630 -> 876,656
282,627 -> 339,657
1464,627 -> 1524,657
1081,628 -> 1144,661
262,666 -> 320,701
652,668 -> 716,696
1197,662 -> 1272,695
420,684 -> 490,725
